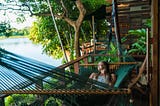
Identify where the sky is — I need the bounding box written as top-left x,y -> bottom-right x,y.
9,14 -> 36,29
0,0 -> 36,29
1,13 -> 36,29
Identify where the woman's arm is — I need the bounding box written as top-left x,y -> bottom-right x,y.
110,73 -> 117,86
89,73 -> 97,79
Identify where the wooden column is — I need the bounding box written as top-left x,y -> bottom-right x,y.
150,0 -> 159,106
92,16 -> 96,55
74,62 -> 79,74
0,98 -> 5,106
146,28 -> 151,82
36,80 -> 45,106
158,2 -> 160,106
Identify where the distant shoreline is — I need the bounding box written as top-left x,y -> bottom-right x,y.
0,35 -> 28,40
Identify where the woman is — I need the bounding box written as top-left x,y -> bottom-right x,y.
89,61 -> 117,86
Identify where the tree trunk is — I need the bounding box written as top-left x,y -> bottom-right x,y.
74,27 -> 80,57
43,0 -> 86,59
73,0 -> 86,58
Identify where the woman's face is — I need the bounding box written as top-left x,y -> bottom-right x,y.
98,62 -> 105,71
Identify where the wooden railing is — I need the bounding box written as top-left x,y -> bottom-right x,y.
80,42 -> 107,55
54,54 -> 139,74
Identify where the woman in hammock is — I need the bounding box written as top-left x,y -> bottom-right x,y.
89,61 -> 117,86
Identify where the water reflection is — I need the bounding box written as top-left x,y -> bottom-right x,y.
0,38 -> 62,66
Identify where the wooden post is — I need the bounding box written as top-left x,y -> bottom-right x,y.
150,0 -> 159,106
35,80 -> 45,106
0,97 -> 5,106
146,28 -> 151,82
158,2 -> 160,106
74,62 -> 79,74
92,15 -> 96,62
92,16 -> 96,54
83,56 -> 88,68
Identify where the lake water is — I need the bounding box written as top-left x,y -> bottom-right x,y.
0,38 -> 62,66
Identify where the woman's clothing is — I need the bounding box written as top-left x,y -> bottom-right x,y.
93,74 -> 110,85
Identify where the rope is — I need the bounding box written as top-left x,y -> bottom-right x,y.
1,89 -> 131,95
46,0 -> 68,63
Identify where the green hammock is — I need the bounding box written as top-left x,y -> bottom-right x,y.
79,63 -> 136,88
114,64 -> 136,88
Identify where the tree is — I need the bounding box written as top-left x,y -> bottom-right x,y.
47,0 -> 107,58
1,0 -> 107,59
0,22 -> 12,37
59,0 -> 86,58
29,0 -> 87,58
26,0 -> 107,57
0,0 -> 108,59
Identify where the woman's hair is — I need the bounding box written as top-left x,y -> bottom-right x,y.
100,61 -> 110,73
95,61 -> 110,79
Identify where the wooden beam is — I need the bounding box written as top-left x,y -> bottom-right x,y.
118,0 -> 150,4
150,0 -> 159,106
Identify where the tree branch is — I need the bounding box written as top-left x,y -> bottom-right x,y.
21,4 -> 33,16
75,0 -> 86,28
60,0 -> 68,17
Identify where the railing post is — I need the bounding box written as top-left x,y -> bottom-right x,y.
83,56 -> 89,68
0,97 -> 5,106
35,80 -> 45,106
74,62 -> 79,74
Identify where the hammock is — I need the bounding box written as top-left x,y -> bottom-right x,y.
79,62 -> 137,89
0,48 -> 139,106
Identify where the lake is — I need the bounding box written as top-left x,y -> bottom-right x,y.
0,38 -> 62,67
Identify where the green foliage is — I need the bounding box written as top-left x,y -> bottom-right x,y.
128,28 -> 146,55
95,42 -> 119,62
29,17 -> 68,59
11,28 -> 30,36
106,42 -> 119,62
144,19 -> 151,28
27,0 -> 110,60
45,97 -> 62,106
124,19 -> 151,55
82,0 -> 108,14
5,96 -> 14,106
0,22 -> 12,37
5,94 -> 36,106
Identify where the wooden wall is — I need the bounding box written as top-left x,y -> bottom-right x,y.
117,0 -> 151,37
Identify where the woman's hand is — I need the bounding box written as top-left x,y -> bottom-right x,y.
110,73 -> 117,86
89,73 -> 97,79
